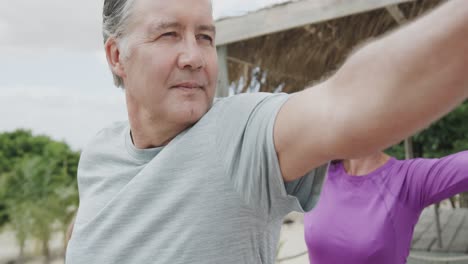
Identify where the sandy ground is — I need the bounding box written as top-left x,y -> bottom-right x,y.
278,212 -> 310,264
0,230 -> 65,264
0,212 -> 308,264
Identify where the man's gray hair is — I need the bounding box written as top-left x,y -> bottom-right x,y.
103,0 -> 135,88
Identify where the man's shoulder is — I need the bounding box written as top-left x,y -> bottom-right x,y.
92,121 -> 128,141
213,92 -> 280,104
82,121 -> 128,154
210,92 -> 288,114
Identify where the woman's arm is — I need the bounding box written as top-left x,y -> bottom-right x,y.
405,151 -> 468,209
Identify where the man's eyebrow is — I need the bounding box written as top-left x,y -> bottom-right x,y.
147,21 -> 216,35
198,25 -> 216,35
148,21 -> 183,34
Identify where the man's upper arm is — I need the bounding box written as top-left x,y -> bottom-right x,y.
274,81 -> 341,182
274,0 -> 468,182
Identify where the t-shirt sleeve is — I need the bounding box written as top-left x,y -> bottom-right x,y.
403,151 -> 468,209
214,93 -> 326,220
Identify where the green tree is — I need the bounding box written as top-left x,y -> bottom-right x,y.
0,130 -> 80,262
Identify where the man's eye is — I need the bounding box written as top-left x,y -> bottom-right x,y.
197,34 -> 213,43
161,32 -> 177,38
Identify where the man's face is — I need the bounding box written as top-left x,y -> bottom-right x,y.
119,0 -> 218,126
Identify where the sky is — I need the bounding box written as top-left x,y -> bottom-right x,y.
0,0 -> 290,150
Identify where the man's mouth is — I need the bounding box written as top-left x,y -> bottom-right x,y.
171,82 -> 204,90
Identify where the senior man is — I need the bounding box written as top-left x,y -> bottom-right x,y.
66,0 -> 468,263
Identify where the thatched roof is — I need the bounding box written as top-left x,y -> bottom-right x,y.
219,0 -> 444,94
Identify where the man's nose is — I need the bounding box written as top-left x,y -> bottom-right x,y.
177,38 -> 205,71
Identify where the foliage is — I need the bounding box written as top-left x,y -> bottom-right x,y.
386,100 -> 468,159
0,129 -> 80,261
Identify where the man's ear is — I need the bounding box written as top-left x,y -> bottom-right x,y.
105,37 -> 126,79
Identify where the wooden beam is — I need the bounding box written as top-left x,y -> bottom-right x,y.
216,45 -> 230,97
386,5 -> 408,24
215,0 -> 414,46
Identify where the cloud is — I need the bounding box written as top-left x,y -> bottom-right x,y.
213,0 -> 291,19
0,18 -> 7,36
95,51 -> 108,67
0,85 -> 127,150
0,0 -> 104,52
0,0 -> 289,52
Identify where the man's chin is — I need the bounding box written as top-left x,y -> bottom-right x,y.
173,104 -> 209,125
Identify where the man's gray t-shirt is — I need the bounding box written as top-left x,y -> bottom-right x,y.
66,93 -> 326,264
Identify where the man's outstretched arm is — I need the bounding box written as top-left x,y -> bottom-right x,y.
275,0 -> 468,181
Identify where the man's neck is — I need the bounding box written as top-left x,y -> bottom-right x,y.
343,152 -> 390,176
126,100 -> 189,149
129,119 -> 185,149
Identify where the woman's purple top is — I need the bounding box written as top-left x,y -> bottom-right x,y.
304,151 -> 468,264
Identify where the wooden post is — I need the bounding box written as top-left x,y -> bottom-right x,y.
460,193 -> 468,208
433,203 -> 443,248
404,138 -> 414,159
216,45 -> 230,98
